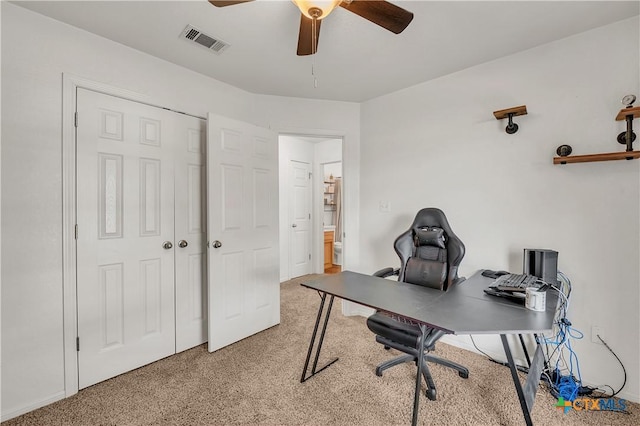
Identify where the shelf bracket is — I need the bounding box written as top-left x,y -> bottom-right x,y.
617,112 -> 637,151
493,105 -> 527,134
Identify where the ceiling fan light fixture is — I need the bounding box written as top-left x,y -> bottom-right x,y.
292,0 -> 341,19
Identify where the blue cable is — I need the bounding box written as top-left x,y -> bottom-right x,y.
546,319 -> 584,401
556,372 -> 580,401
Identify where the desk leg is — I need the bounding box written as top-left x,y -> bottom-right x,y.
500,334 -> 533,426
412,324 -> 427,426
300,293 -> 339,382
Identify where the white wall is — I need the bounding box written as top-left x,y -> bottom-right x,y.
315,140 -> 343,167
359,17 -> 640,402
0,3 -> 360,419
0,2 -> 4,416
323,162 -> 342,180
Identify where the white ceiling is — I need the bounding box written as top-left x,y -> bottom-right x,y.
13,0 -> 640,102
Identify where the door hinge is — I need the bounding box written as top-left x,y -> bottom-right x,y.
76,337 -> 80,351
74,112 -> 78,128
309,253 -> 311,260
75,224 -> 78,240
308,172 -> 312,179
308,213 -> 311,219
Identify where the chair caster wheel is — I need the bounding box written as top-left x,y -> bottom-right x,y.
375,368 -> 383,377
459,371 -> 469,379
384,345 -> 391,350
426,389 -> 437,401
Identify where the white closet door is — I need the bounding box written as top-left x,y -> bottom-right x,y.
206,113 -> 280,352
76,89 -> 175,389
174,115 -> 208,352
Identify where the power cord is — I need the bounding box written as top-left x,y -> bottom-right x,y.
469,335 -> 495,361
589,334 -> 627,399
469,335 -> 529,374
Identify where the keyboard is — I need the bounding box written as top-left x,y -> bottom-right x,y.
483,287 -> 527,303
489,273 -> 542,292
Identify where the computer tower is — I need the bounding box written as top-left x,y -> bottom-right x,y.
523,249 -> 558,285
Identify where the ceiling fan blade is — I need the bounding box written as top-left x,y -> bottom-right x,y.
340,0 -> 414,34
208,1 -> 254,7
297,14 -> 322,56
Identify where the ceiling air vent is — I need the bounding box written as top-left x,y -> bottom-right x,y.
181,25 -> 229,54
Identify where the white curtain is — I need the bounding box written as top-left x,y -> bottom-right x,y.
334,177 -> 342,242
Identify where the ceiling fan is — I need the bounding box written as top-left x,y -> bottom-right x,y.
208,0 -> 414,56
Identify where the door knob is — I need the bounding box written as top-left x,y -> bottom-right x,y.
162,241 -> 173,250
212,240 -> 222,249
178,240 -> 188,248
292,224 -> 297,228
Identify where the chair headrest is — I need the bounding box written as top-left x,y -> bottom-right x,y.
414,227 -> 445,249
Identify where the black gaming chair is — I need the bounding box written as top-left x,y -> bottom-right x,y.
366,208 -> 469,400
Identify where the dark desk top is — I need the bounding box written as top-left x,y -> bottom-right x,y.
301,270 -> 558,335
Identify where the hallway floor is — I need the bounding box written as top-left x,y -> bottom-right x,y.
324,264 -> 341,274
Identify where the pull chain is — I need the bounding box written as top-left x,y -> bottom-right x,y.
311,16 -> 317,55
311,16 -> 318,88
312,62 -> 317,88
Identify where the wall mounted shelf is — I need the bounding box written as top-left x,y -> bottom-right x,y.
493,105 -> 527,134
553,151 -> 640,164
554,103 -> 640,165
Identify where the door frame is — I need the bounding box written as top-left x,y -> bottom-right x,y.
61,74 -> 204,398
278,132 -> 346,277
319,160 -> 342,269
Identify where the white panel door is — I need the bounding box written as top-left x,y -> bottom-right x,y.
207,114 -> 280,352
289,161 -> 312,278
174,116 -> 207,352
76,89 -> 175,389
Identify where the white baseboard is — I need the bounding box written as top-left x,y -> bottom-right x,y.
439,335 -> 521,365
341,300 -> 374,317
1,390 -> 66,422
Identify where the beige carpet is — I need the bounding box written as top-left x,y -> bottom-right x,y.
4,275 -> 637,425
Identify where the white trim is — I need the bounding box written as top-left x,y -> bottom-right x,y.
61,73 -> 79,398
278,129 -> 345,140
276,128 -> 348,274
342,303 -> 375,317
1,391 -> 66,422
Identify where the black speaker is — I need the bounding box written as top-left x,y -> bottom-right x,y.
523,249 -> 558,285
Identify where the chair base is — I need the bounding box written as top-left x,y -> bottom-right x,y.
376,354 -> 438,400
426,353 -> 469,379
374,344 -> 469,401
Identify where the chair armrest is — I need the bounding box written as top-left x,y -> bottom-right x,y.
373,267 -> 399,278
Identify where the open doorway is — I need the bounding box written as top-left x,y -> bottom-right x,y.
278,135 -> 343,281
322,162 -> 342,274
